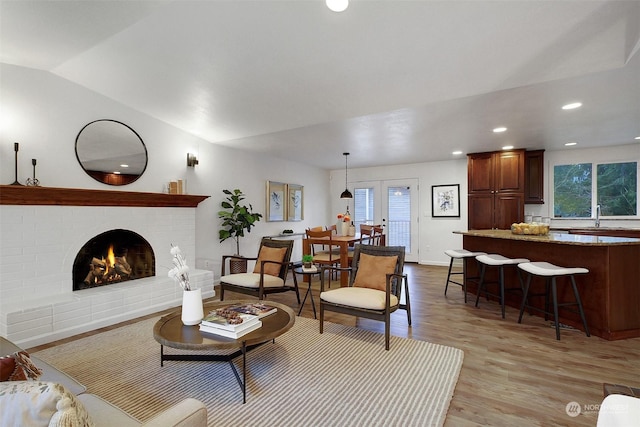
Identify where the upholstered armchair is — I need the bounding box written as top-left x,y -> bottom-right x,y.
219,238 -> 299,302
319,244 -> 411,350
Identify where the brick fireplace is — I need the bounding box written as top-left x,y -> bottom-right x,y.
0,186 -> 214,348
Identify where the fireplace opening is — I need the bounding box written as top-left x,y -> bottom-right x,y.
73,229 -> 155,290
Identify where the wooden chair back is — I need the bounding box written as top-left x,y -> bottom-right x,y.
259,237 -> 294,280
306,229 -> 338,259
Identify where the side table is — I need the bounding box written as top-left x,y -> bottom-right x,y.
293,266 -> 320,318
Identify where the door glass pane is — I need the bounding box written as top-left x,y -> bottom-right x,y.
354,187 -> 374,231
388,186 -> 411,251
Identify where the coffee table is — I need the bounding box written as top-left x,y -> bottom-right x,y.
153,300 -> 295,403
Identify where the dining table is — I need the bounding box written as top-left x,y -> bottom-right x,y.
302,233 -> 387,287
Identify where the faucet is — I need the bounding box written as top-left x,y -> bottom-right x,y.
595,204 -> 601,228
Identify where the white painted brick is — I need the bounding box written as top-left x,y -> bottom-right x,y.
1,203 -> 203,347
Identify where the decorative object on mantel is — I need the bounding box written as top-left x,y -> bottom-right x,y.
25,159 -> 40,187
168,244 -> 203,325
218,189 -> 263,273
10,143 -> 22,186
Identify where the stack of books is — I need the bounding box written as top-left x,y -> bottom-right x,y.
199,303 -> 277,339
226,303 -> 278,318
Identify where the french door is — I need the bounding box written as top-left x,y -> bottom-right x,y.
352,179 -> 419,262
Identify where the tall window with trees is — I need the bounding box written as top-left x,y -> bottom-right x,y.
553,161 -> 637,218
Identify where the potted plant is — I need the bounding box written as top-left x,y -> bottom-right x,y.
302,254 -> 314,269
218,189 -> 263,272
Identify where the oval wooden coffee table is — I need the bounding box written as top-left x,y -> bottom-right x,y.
153,300 -> 295,403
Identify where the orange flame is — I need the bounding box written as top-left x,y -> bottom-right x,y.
107,245 -> 115,267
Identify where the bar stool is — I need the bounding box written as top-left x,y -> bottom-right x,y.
517,261 -> 590,340
444,249 -> 486,303
475,254 -> 529,318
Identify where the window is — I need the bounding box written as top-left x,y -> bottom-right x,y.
553,161 -> 638,218
354,187 -> 374,230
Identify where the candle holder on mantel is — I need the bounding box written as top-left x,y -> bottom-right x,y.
10,142 -> 23,186
26,159 -> 40,187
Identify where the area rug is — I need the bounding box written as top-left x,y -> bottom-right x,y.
33,316 -> 464,427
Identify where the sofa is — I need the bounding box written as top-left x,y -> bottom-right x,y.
0,336 -> 207,427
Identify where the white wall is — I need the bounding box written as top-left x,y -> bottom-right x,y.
0,63 -> 331,277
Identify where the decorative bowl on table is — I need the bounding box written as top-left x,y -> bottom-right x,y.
511,222 -> 550,236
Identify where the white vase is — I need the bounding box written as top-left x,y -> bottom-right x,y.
341,222 -> 350,237
181,288 -> 203,326
336,220 -> 343,235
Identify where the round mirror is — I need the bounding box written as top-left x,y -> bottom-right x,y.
75,119 -> 148,186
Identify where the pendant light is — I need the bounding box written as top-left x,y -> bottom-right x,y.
340,152 -> 353,199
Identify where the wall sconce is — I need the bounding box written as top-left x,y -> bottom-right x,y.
187,153 -> 199,167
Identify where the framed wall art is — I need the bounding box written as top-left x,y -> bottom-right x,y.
287,184 -> 304,221
266,181 -> 286,222
432,184 -> 460,217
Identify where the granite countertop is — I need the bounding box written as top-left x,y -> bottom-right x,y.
454,229 -> 640,246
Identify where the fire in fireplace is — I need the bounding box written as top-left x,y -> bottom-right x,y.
73,229 -> 155,290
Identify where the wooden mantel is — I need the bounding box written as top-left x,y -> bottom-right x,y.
0,185 -> 209,208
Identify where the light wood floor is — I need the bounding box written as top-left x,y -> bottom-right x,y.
29,264 -> 640,426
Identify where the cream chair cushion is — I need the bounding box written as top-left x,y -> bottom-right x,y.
220,273 -> 285,289
597,394 -> 640,427
320,287 -> 399,310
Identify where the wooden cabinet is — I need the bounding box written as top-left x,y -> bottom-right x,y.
467,150 -> 525,229
524,150 -> 544,204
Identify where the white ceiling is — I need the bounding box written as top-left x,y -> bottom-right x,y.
2,0 -> 640,170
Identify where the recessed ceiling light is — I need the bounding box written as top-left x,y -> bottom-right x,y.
326,0 -> 348,12
452,150 -> 463,155
120,164 -> 129,168
493,127 -> 507,133
113,171 -> 121,175
635,136 -> 640,140
565,142 -> 577,146
562,102 -> 582,110
502,145 -> 514,150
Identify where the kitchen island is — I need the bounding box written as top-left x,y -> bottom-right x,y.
455,229 -> 640,340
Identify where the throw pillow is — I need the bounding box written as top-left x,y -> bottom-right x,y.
0,381 -> 95,427
253,246 -> 287,277
0,351 -> 43,382
353,253 -> 398,291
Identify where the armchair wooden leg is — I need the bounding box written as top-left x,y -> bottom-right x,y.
403,276 -> 412,326
220,286 -> 225,301
291,269 -> 301,304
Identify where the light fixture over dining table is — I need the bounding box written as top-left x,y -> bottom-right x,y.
340,152 -> 353,199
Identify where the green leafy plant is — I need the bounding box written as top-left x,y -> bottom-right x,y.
302,254 -> 314,268
218,189 -> 263,254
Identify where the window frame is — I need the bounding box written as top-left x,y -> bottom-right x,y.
551,159 -> 639,219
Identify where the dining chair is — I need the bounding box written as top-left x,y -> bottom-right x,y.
319,244 -> 411,350
372,226 -> 384,246
306,228 -> 340,288
219,237 -> 300,302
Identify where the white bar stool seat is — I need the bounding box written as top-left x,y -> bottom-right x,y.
517,261 -> 590,340
475,254 -> 530,318
444,249 -> 486,303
